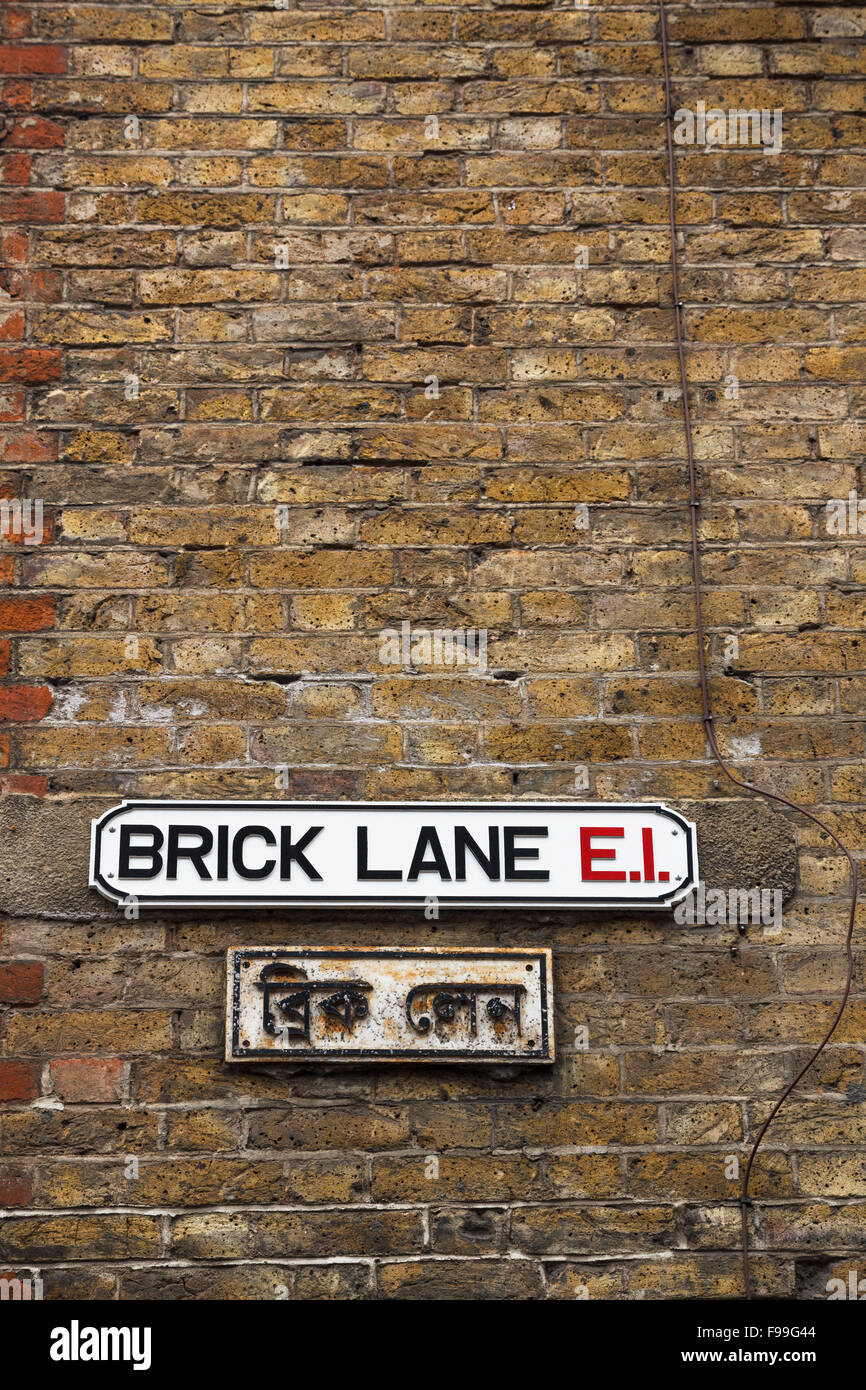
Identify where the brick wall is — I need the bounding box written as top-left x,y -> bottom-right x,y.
1,0 -> 864,1300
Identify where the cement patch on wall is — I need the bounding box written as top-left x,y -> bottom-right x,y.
0,794 -> 798,920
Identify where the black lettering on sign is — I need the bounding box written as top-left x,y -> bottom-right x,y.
279,825 -> 323,880
503,826 -> 549,880
454,825 -> 501,881
217,824 -> 229,879
166,825 -> 213,880
119,824 -> 163,878
232,826 -> 277,880
356,826 -> 402,880
407,826 -> 452,881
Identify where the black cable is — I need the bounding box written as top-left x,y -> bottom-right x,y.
656,0 -> 859,1298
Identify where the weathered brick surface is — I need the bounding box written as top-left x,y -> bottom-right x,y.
1,1 -> 865,1301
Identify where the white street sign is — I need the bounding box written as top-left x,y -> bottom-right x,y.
90,800 -> 698,909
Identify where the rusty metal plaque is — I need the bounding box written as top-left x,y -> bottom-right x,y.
226,946 -> 554,1063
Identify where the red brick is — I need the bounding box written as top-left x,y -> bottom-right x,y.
1,10 -> 32,40
0,556 -> 13,584
29,269 -> 62,301
0,960 -> 44,1004
0,1165 -> 31,1207
1,80 -> 32,110
3,116 -> 65,149
0,429 -> 58,464
0,500 -> 55,536
0,1060 -> 39,1101
1,268 -> 63,303
1,152 -> 30,185
50,1058 -> 125,1104
0,773 -> 48,795
0,45 -> 66,76
0,595 -> 54,631
0,684 -> 53,721
0,190 -> 65,223
0,309 -> 25,342
0,640 -> 9,675
0,348 -> 61,384
0,388 -> 26,422
0,232 -> 28,266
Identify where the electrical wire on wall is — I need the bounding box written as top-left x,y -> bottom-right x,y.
656,0 -> 859,1298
